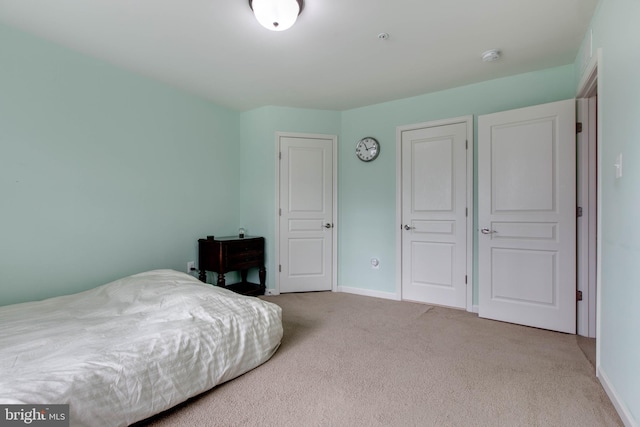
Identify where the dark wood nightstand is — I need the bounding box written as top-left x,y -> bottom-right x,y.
198,236 -> 266,296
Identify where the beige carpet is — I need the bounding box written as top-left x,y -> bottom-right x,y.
577,336 -> 597,370
140,292 -> 621,427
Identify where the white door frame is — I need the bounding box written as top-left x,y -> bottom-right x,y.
576,51 -> 600,341
576,96 -> 597,338
274,132 -> 338,294
395,116 -> 474,311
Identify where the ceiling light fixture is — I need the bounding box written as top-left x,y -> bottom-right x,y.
481,49 -> 501,62
249,0 -> 304,32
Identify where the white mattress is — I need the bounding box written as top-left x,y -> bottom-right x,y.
0,269 -> 283,427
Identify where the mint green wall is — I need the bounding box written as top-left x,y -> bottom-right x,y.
577,0 -> 640,423
339,65 -> 577,300
0,23 -> 241,306
239,107 -> 341,288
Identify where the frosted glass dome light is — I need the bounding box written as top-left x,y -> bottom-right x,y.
250,0 -> 303,32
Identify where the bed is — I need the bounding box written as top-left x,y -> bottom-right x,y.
0,269 -> 283,427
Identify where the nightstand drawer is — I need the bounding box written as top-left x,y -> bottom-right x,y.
229,259 -> 262,271
224,241 -> 264,258
226,253 -> 263,269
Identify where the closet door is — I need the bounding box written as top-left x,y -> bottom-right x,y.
478,99 -> 576,333
400,120 -> 470,309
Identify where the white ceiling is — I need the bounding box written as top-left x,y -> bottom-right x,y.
0,0 -> 598,111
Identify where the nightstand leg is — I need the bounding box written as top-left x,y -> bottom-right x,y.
217,273 -> 226,288
240,269 -> 248,283
259,266 -> 266,287
199,270 -> 207,283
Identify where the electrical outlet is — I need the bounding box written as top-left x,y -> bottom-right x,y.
187,261 -> 195,273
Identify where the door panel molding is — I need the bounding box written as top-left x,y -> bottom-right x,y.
396,116 -> 473,311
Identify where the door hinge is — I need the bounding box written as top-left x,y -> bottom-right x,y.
576,122 -> 583,133
279,265 -> 282,272
577,290 -> 583,301
279,208 -> 282,216
465,207 -> 468,217
465,275 -> 468,285
577,206 -> 583,217
279,151 -> 282,160
465,140 -> 468,150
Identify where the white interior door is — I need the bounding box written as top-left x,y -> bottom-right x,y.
278,134 -> 335,293
400,121 -> 469,309
478,99 -> 576,333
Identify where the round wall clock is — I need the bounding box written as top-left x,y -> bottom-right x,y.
355,137 -> 380,162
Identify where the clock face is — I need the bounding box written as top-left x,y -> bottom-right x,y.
355,137 -> 380,162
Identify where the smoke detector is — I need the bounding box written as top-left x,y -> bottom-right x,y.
482,49 -> 501,62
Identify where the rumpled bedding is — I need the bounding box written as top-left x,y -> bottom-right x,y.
0,269 -> 283,427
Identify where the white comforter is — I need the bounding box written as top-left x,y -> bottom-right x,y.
0,270 -> 283,427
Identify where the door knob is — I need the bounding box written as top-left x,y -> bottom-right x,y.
403,225 -> 414,231
324,223 -> 333,229
480,228 -> 496,234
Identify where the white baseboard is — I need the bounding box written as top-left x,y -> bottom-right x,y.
265,287 -> 397,299
597,366 -> 637,427
337,286 -> 400,301
471,304 -> 479,313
